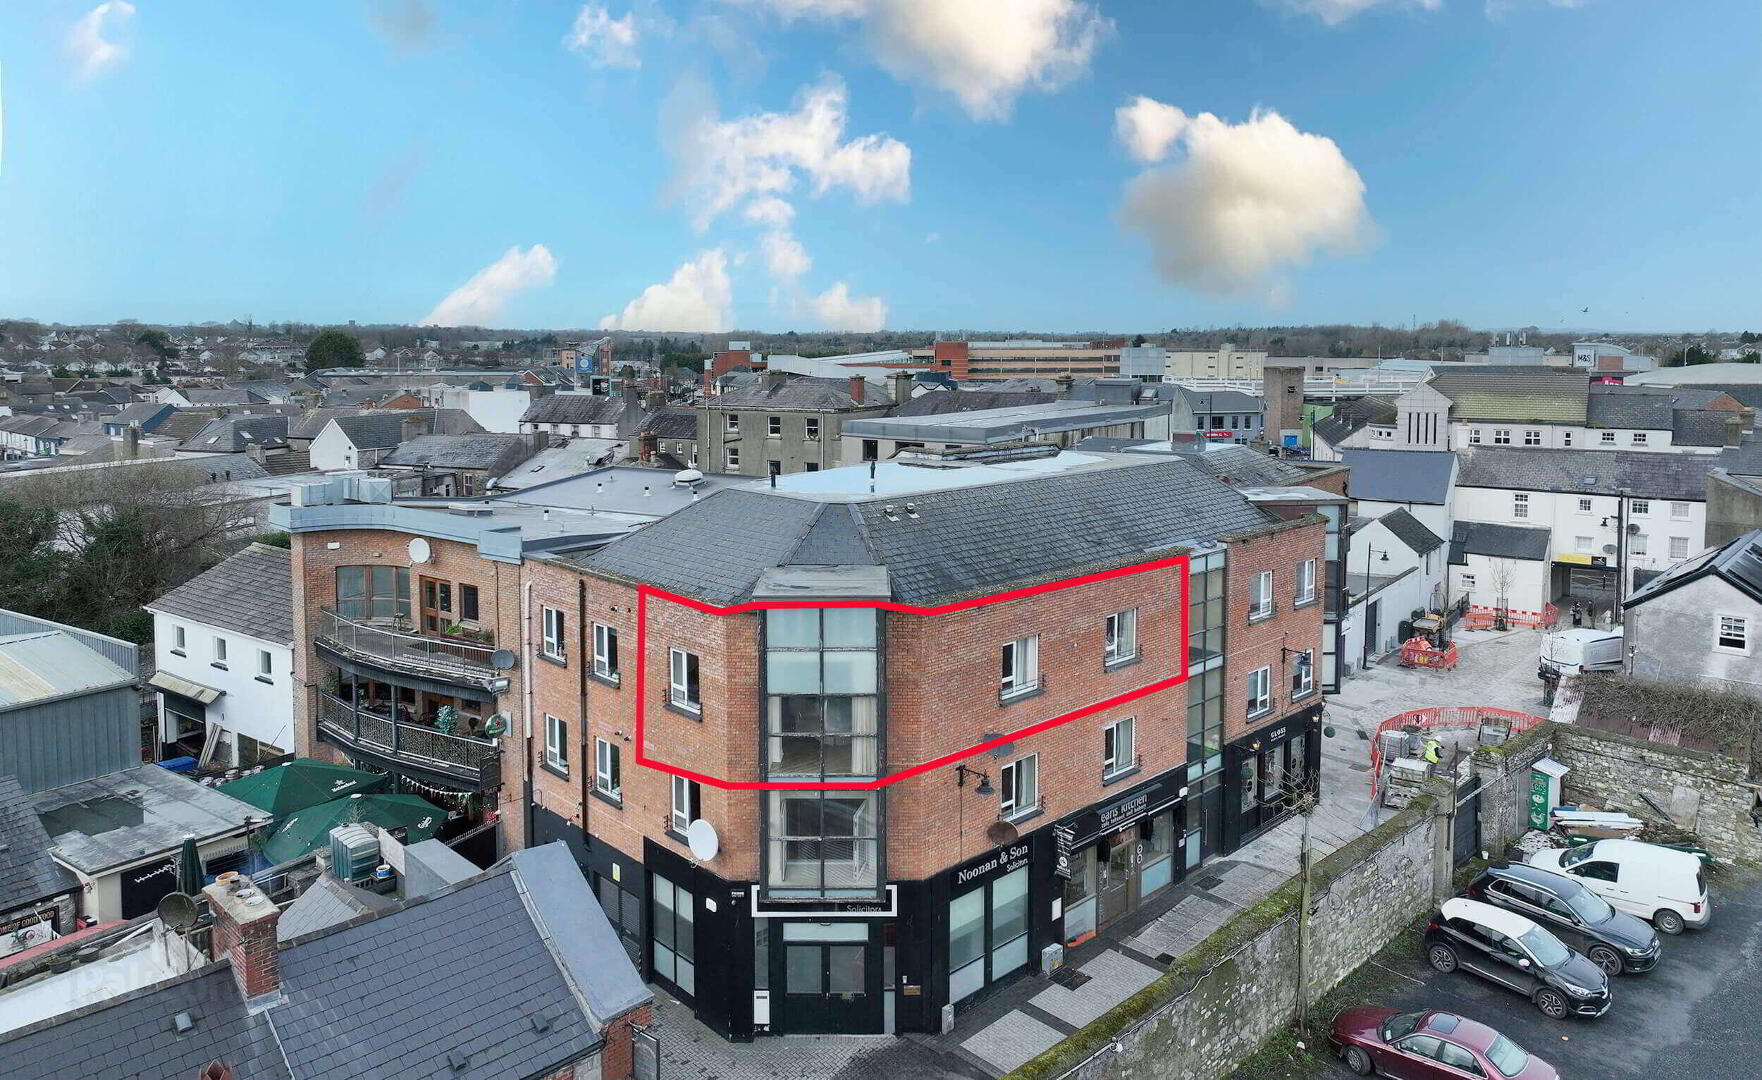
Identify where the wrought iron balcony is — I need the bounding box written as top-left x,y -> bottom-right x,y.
315,690 -> 501,789
315,608 -> 506,690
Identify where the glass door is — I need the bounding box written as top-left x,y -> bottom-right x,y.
1098,838 -> 1136,927
776,922 -> 881,1034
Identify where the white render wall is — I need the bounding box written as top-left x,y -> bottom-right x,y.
1626,574 -> 1762,698
149,610 -> 294,766
1448,554 -> 1552,623
1455,422 -> 1719,454
1453,486 -> 1706,592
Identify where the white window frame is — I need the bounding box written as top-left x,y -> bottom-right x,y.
767,415 -> 782,437
1562,431 -> 1574,446
1716,615 -> 1750,655
1630,532 -> 1648,556
1669,536 -> 1690,560
1631,432 -> 1649,445
670,775 -> 699,833
1513,493 -> 1530,519
1290,649 -> 1314,699
1001,635 -> 1041,698
1523,429 -> 1542,446
1574,535 -> 1593,553
596,736 -> 622,798
1247,666 -> 1271,717
258,650 -> 273,677
1576,498 -> 1593,514
544,714 -> 568,773
999,754 -> 1039,819
1103,717 -> 1135,779
1493,428 -> 1512,445
1630,500 -> 1650,516
213,636 -> 227,663
1103,610 -> 1138,666
1467,428 -> 1482,445
1296,559 -> 1316,605
669,648 -> 701,713
593,623 -> 619,682
724,413 -> 739,433
725,446 -> 740,469
1600,430 -> 1617,444
173,625 -> 186,652
1250,570 -> 1274,620
542,606 -> 566,661
804,417 -> 821,442
1460,573 -> 1477,591
1670,502 -> 1691,522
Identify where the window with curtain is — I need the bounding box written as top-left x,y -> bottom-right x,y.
766,791 -> 879,895
764,609 -> 879,780
336,566 -> 410,621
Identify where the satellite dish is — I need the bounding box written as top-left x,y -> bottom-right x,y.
685,819 -> 720,862
407,538 -> 432,564
1602,544 -> 1618,555
157,892 -> 201,931
1626,523 -> 1642,535
985,820 -> 1020,846
490,649 -> 517,671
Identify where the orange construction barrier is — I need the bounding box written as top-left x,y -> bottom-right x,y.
1398,636 -> 1459,670
1367,706 -> 1546,798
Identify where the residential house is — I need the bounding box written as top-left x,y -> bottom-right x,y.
309,412 -> 434,471
1621,527 -> 1762,700
1338,447 -> 1457,540
699,371 -> 890,476
1341,508 -> 1447,671
1448,521 -> 1554,626
378,433 -> 541,496
1169,387 -> 1265,444
145,543 -> 296,767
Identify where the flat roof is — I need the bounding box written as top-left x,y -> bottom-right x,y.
840,400 -> 1165,444
32,766 -> 260,875
762,450 -> 1134,500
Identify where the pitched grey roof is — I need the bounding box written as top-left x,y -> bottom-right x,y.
1672,409 -> 1737,447
707,375 -> 886,410
105,402 -> 175,430
0,775 -> 77,913
520,394 -> 627,426
289,406 -> 368,439
641,407 -> 698,440
1625,527 -> 1762,609
181,388 -> 264,405
1450,521 -> 1551,563
381,433 -> 533,472
1455,446 -> 1717,501
275,872 -> 396,941
1378,507 -> 1444,556
1335,395 -> 1399,425
1339,448 -> 1456,505
329,412 -> 420,449
584,456 -> 1273,606
145,543 -> 293,646
1310,413 -> 1358,447
1174,387 -> 1263,413
889,390 -> 1053,417
180,415 -> 290,452
1173,444 -> 1310,486
1585,388 -> 1673,429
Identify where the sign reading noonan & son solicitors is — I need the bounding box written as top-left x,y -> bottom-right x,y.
953,842 -> 1030,889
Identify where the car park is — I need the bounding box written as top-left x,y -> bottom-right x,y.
1329,1007 -> 1558,1079
1423,898 -> 1611,1019
1526,837 -> 1710,935
1465,862 -> 1660,975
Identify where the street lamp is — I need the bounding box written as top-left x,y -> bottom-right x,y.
954,763 -> 993,796
1362,546 -> 1389,599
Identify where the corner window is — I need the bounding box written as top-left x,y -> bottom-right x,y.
671,776 -> 701,834
1295,559 -> 1316,605
1104,610 -> 1138,666
593,623 -> 620,682
1717,615 -> 1749,654
594,737 -> 620,798
1250,570 -> 1274,620
544,715 -> 568,774
670,648 -> 702,713
1247,666 -> 1271,717
1000,755 -> 1039,819
542,606 -> 566,661
767,415 -> 782,436
1103,718 -> 1135,779
1000,635 -> 1040,699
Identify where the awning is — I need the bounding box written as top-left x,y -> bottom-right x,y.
147,670 -> 225,705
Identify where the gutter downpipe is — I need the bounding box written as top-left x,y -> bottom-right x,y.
522,579 -> 536,852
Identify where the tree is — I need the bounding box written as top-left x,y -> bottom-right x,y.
1665,343 -> 1716,367
135,329 -> 177,360
304,329 -> 366,371
1130,333 -> 1148,348
1486,559 -> 1516,631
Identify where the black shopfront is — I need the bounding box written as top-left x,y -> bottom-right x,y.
1223,704 -> 1324,852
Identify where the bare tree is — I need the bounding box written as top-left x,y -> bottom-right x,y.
1486,558 -> 1516,630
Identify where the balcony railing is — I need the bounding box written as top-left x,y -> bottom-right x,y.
316,608 -> 502,687
316,690 -> 500,787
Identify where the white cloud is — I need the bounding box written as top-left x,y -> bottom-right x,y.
760,230 -> 812,281
369,0 -> 436,52
599,249 -> 733,331
421,245 -> 559,326
673,76 -> 910,229
1115,96 -> 1187,164
808,282 -> 886,331
564,5 -> 641,67
68,2 -> 136,80
1119,105 -> 1374,302
731,0 -> 1108,120
1270,0 -> 1439,25
742,196 -> 796,228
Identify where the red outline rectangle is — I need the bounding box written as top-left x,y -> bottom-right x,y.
633,554 -> 1190,791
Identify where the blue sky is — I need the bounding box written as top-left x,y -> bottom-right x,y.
0,0 -> 1756,333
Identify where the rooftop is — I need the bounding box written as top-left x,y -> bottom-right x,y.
1455,445 -> 1719,500
0,775 -> 76,914
144,543 -> 293,646
31,766 -> 259,875
0,632 -> 136,712
840,399 -> 1167,444
1625,527 -> 1762,609
1450,520 -> 1552,563
1339,448 -> 1457,505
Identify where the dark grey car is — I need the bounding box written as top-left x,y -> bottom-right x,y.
1467,862 -> 1661,975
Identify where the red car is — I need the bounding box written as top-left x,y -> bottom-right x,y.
1330,1007 -> 1558,1079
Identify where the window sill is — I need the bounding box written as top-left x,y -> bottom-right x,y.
589,671 -> 622,689
540,652 -> 567,668
1101,766 -> 1141,788
541,760 -> 571,781
1001,806 -> 1044,827
666,699 -> 704,721
1246,706 -> 1271,721
1103,654 -> 1141,673
210,662 -> 229,671
1293,597 -> 1318,610
169,649 -> 186,658
1290,688 -> 1316,703
1248,610 -> 1275,625
254,675 -> 274,685
999,685 -> 1044,706
591,788 -> 623,810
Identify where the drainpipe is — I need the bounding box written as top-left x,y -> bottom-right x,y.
521,580 -> 536,851
578,577 -> 592,847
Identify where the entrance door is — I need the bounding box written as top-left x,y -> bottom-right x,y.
1098,838 -> 1137,926
1363,600 -> 1380,665
419,576 -> 452,633
776,922 -> 881,1034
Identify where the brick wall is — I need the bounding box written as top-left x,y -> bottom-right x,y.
1221,517 -> 1328,744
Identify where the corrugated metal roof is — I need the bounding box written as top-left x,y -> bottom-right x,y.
0,633 -> 135,710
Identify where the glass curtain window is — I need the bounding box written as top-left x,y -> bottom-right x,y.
1186,553 -> 1226,669
765,609 -> 879,780
336,566 -> 409,621
651,875 -> 695,995
1141,810 -> 1176,895
766,791 -> 879,894
1186,667 -> 1224,779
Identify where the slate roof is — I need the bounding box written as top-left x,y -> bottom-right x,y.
1378,507 -> 1444,556
1672,409 -> 1737,447
1169,443 -> 1311,486
0,632 -> 136,711
1624,527 -> 1762,609
1450,521 -> 1551,563
1336,395 -> 1399,425
641,407 -> 698,440
1311,414 -> 1357,447
1426,366 -> 1589,423
381,433 -> 533,472
520,394 -> 628,426
1339,448 -> 1456,505
1585,389 -> 1673,429
707,375 -> 887,410
329,412 -> 420,449
180,415 -> 290,452
0,775 -> 77,913
1455,446 -> 1717,501
105,402 -> 176,431
180,388 -> 265,406
584,455 -> 1273,606
152,409 -> 223,443
888,390 -> 1053,417
288,406 -> 368,440
145,543 -> 293,646
1174,387 -> 1264,414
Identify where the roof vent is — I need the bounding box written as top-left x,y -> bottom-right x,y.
673,468 -> 705,487
882,503 -> 900,521
904,502 -> 920,518
173,1012 -> 195,1034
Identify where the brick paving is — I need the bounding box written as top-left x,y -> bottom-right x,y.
651,629 -> 1546,1078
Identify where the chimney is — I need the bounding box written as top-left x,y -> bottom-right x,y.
204,874 -> 282,1007
1054,374 -> 1075,396
638,431 -> 659,462
122,424 -> 140,460
246,442 -> 266,464
760,369 -> 787,392
1727,414 -> 1748,448
645,389 -> 667,410
890,371 -> 913,405
400,415 -> 431,442
848,375 -> 865,405
618,380 -> 642,438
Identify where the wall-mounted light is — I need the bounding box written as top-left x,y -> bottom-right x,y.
955,763 -> 994,796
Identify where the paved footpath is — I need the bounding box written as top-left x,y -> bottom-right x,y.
654,628 -> 1547,1079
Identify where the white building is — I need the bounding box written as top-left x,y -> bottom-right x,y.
144,543 -> 295,767
1622,527 -> 1762,699
1340,507 -> 1447,672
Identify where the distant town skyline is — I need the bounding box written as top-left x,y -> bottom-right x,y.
0,1 -> 1757,332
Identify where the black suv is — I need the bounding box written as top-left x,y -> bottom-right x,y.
1425,898 -> 1612,1019
1467,862 -> 1660,975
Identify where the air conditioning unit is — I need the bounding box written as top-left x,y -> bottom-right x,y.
329,824 -> 380,883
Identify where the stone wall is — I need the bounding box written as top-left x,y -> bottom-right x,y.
1553,725 -> 1762,862
1009,795 -> 1442,1080
1471,724 -> 1555,856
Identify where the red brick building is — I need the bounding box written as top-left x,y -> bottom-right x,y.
272,446 -> 1335,1042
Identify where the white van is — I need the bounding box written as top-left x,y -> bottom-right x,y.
1538,629 -> 1623,681
1527,838 -> 1710,935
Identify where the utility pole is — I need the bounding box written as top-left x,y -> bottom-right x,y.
1292,782 -> 1319,1030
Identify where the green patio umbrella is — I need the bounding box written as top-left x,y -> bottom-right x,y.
217,758 -> 386,816
258,793 -> 446,865
176,834 -> 203,896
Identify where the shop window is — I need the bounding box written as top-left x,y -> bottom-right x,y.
670,648 -> 701,713
336,565 -> 409,621
1142,810 -> 1177,896
1062,847 -> 1099,946
593,623 -> 620,682
1000,636 -> 1040,699
651,875 -> 695,995
949,866 -> 1029,1004
1000,755 -> 1039,820
765,791 -> 879,896
1103,717 -> 1136,780
1103,610 -> 1137,667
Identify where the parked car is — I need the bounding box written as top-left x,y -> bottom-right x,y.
1466,861 -> 1660,974
1424,898 -> 1611,1018
1331,1007 -> 1558,1079
1527,837 -> 1710,935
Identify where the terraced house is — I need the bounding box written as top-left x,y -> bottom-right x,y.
270,444 -> 1334,1042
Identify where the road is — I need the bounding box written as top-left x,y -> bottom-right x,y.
1318,869 -> 1762,1079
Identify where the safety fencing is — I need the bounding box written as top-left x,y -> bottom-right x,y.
1368,706 -> 1547,798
